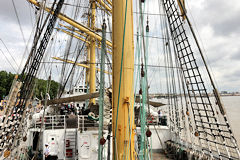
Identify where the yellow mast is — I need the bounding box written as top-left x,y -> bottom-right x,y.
27,0 -> 113,48
89,0 -> 96,104
86,44 -> 90,86
86,6 -> 91,95
52,57 -> 111,74
112,0 -> 135,159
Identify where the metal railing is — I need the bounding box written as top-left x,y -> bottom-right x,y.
31,115 -> 99,130
135,115 -> 168,126
31,115 -> 66,129
78,115 -> 99,132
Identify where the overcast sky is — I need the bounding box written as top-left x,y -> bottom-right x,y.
186,0 -> 240,92
0,0 -> 240,92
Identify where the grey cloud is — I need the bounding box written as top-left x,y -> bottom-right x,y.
226,70 -> 240,80
211,13 -> 240,36
191,0 -> 240,36
0,0 -> 33,26
230,50 -> 240,60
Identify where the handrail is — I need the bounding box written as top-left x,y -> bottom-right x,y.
31,115 -> 99,130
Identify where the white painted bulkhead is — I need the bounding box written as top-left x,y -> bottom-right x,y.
43,129 -> 66,159
78,130 -> 110,160
41,129 -> 110,160
78,131 -> 98,159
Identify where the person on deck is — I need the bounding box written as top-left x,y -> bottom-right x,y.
158,110 -> 162,125
60,105 -> 65,115
44,144 -> 50,160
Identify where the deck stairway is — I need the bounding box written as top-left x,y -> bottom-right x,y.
65,128 -> 77,160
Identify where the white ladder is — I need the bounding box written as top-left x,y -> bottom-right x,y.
65,129 -> 77,160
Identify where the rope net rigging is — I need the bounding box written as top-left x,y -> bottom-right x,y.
0,0 -> 65,156
0,0 -> 239,159
158,0 -> 240,159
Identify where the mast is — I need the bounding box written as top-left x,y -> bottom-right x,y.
112,0 -> 135,159
85,47 -> 90,86
85,10 -> 91,91
89,0 -> 96,104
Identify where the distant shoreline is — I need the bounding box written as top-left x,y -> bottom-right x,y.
148,94 -> 240,99
219,94 -> 240,97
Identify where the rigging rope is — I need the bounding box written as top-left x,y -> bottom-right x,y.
135,1 -> 154,159
11,0 -> 28,52
0,39 -> 19,70
138,2 -> 147,158
0,49 -> 17,73
160,0 -> 240,159
98,21 -> 106,160
0,0 -> 64,156
59,36 -> 89,97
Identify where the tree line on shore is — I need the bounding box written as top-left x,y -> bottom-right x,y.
0,70 -> 60,100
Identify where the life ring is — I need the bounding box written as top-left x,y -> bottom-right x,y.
88,112 -> 99,121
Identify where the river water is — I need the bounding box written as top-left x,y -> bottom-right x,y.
222,96 -> 240,146
154,96 -> 240,147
